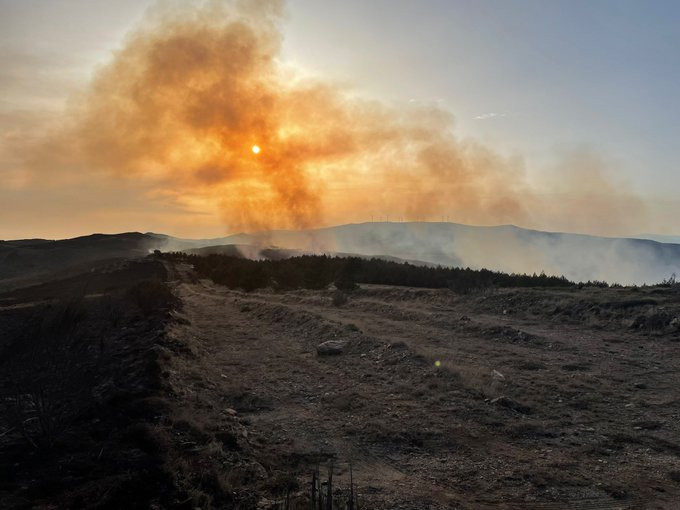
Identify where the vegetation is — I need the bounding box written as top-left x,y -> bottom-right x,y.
6,298 -> 91,450
661,272 -> 680,288
127,279 -> 180,317
332,290 -> 349,307
3,274 -> 177,451
160,252 -> 575,293
0,260 -> 181,508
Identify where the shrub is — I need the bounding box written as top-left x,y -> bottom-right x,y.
334,275 -> 358,291
127,280 -> 178,316
6,300 -> 95,449
332,290 -> 348,307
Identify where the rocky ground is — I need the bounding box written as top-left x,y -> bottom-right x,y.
160,262 -> 680,509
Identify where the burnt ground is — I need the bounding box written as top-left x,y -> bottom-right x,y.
0,259 -> 177,509
162,262 -> 680,509
2,259 -> 680,508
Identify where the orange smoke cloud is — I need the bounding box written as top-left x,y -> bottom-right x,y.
13,0 -> 646,237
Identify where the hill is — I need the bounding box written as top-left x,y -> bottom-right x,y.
4,223 -> 680,289
0,232 -> 163,291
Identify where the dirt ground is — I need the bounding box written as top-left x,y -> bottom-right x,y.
162,262 -> 680,509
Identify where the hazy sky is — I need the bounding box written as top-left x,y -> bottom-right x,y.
1,0 -> 678,239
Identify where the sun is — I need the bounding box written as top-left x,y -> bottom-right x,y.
251,145 -> 261,154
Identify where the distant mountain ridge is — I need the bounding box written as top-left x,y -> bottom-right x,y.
3,223 -> 680,289
633,233 -> 680,244
158,223 -> 680,285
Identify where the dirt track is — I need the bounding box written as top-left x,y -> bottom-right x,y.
165,263 -> 680,509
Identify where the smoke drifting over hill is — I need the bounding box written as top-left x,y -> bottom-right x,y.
6,0 -> 647,237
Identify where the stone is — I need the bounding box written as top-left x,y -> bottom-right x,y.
317,340 -> 347,355
491,396 -> 532,414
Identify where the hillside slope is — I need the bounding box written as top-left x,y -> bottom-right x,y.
165,223 -> 680,285
0,233 -> 163,291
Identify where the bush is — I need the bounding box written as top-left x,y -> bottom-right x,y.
332,290 -> 348,307
6,299 -> 95,449
334,275 -> 358,291
661,273 -> 679,288
127,280 -> 178,316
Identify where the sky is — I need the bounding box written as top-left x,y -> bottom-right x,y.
0,0 -> 678,239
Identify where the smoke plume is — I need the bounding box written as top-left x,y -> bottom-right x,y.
10,0 -> 647,237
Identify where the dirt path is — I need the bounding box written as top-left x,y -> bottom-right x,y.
165,266 -> 680,509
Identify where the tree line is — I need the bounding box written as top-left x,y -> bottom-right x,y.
159,252 -> 575,293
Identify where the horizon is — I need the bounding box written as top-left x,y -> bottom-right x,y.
3,219 -> 680,244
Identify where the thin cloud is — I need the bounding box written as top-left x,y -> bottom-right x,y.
473,112 -> 507,120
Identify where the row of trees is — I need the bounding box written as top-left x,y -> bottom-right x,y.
162,253 -> 574,293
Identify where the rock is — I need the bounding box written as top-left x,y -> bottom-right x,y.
491,396 -> 532,414
345,322 -> 360,332
225,408 -> 237,415
634,420 -> 663,430
515,331 -> 529,342
317,340 -> 347,356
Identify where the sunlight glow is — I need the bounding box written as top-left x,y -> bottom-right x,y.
251,145 -> 261,154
